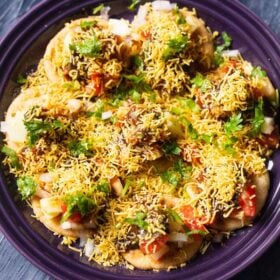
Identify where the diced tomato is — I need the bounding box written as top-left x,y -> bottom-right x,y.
257,130 -> 279,149
238,184 -> 256,217
88,72 -> 104,96
61,202 -> 67,213
68,212 -> 82,223
140,235 -> 169,255
180,205 -> 208,231
140,30 -> 151,40
220,60 -> 238,73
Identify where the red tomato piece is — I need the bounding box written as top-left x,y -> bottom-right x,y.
88,72 -> 104,96
238,184 -> 256,217
180,205 -> 207,231
61,202 -> 67,213
140,235 -> 169,255
68,212 -> 82,223
140,30 -> 151,40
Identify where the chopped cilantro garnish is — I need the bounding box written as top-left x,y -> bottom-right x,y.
191,73 -> 212,92
174,5 -> 186,25
16,176 -> 37,200
162,34 -> 188,60
129,89 -> 141,103
68,140 -> 92,157
128,0 -> 141,11
93,3 -> 104,14
80,20 -> 96,30
121,178 -> 132,196
24,119 -> 62,146
1,145 -> 21,169
222,136 -> 237,155
214,32 -> 232,66
125,212 -> 148,229
123,74 -> 145,84
251,98 -> 265,136
185,229 -> 208,236
69,36 -> 101,57
96,181 -> 110,194
224,113 -> 243,135
161,170 -> 181,186
62,192 -> 95,222
132,55 -> 144,70
167,208 -> 184,224
180,117 -> 198,140
162,141 -> 181,155
251,66 -> 267,78
16,74 -> 27,85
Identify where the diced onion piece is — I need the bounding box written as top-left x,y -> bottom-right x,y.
222,50 -> 240,58
40,196 -> 63,218
267,160 -> 274,171
64,33 -> 72,50
150,244 -> 170,261
100,6 -> 111,20
35,187 -> 51,199
152,1 -> 176,11
84,239 -> 95,257
79,236 -> 87,247
261,117 -> 275,134
67,99 -> 82,113
39,173 -> 53,183
0,121 -> 8,133
168,232 -> 189,243
110,176 -> 123,196
109,19 -> 130,37
61,221 -> 84,230
101,111 -> 112,120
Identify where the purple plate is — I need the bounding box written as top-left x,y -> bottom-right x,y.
0,0 -> 280,279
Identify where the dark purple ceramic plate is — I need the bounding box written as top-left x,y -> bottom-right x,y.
0,0 -> 280,279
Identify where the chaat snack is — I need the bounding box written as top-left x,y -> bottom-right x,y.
1,1 -> 279,271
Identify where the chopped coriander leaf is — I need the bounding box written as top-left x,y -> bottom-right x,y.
62,192 -> 95,222
174,5 -> 186,25
129,89 -> 141,103
93,3 -> 104,14
251,66 -> 267,78
162,141 -> 181,155
121,178 -> 132,196
16,74 -> 27,85
180,117 -> 198,140
251,99 -> 265,136
199,134 -> 212,144
125,212 -> 148,229
128,0 -> 141,11
68,140 -> 92,157
179,98 -> 201,113
69,36 -> 101,57
224,113 -> 243,135
132,55 -> 144,70
216,32 -> 232,53
214,32 -> 232,66
17,176 -> 37,200
162,34 -> 188,60
96,181 -> 110,194
123,74 -> 145,84
222,136 -> 237,155
161,170 -> 181,186
191,73 -> 212,92
167,208 -> 184,224
91,100 -> 105,119
1,145 -> 21,169
173,159 -> 192,178
185,229 -> 208,236
24,119 -> 58,146
80,20 -> 96,30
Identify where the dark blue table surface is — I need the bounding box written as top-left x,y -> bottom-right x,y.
0,1 -> 279,279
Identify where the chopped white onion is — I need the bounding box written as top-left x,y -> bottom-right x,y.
79,236 -> 87,247
67,99 -> 82,113
35,187 -> 51,199
261,117 -> 275,134
101,111 -> 112,120
222,50 -> 240,58
150,244 -> 169,260
84,239 -> 95,257
168,232 -> 189,243
133,5 -> 147,27
109,19 -> 130,37
100,6 -> 111,20
152,1 -> 176,11
267,160 -> 274,171
39,173 -> 53,183
61,221 -> 84,230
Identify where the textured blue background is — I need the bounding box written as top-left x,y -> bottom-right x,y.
0,0 -> 279,279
